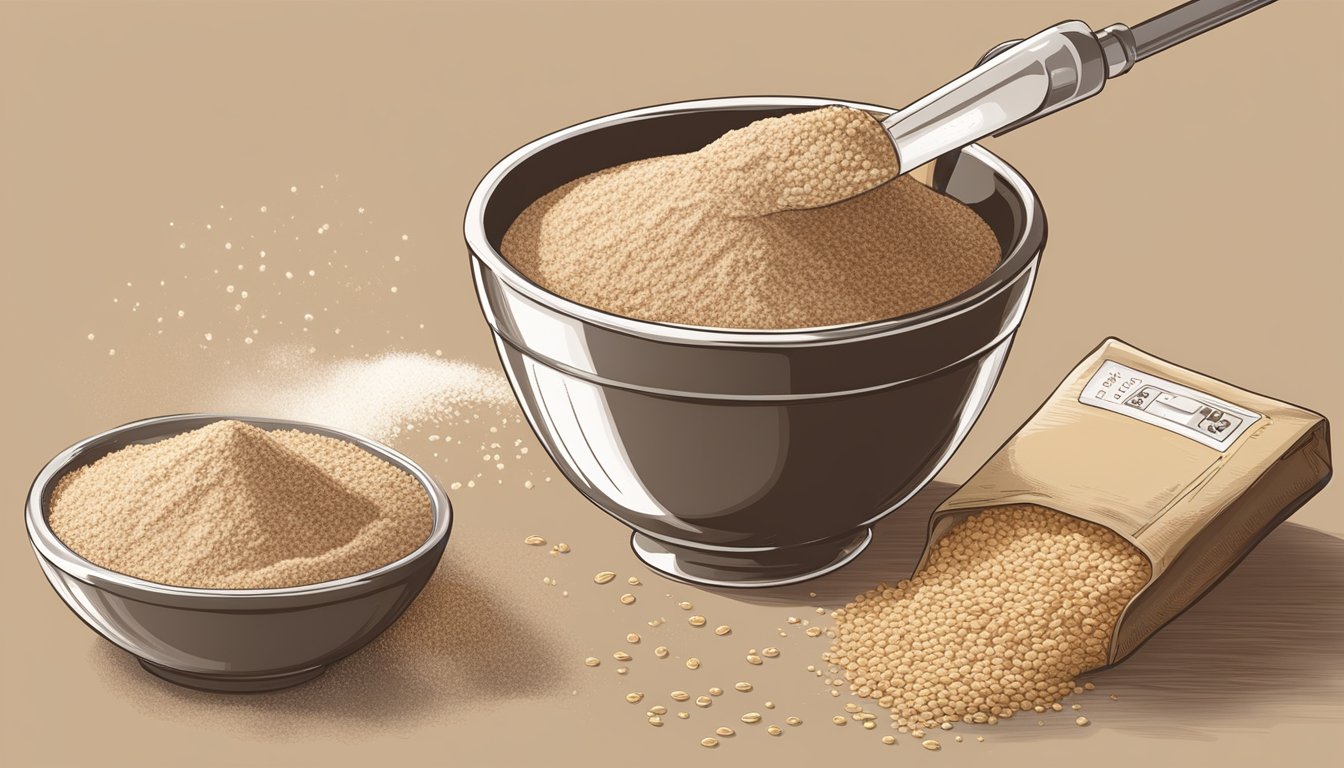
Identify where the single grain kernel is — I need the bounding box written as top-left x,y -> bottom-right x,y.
708,687 -> 723,696
649,705 -> 667,715
922,740 -> 942,751
677,601 -> 694,610
734,682 -> 753,692
654,646 -> 670,659
627,633 -> 641,644
554,542 -> 571,553
700,737 -> 718,748
619,593 -> 636,605
762,647 -> 780,658
741,713 -> 762,724
715,727 -> 734,737
786,717 -> 802,726
882,735 -> 896,745
714,625 -> 732,636
746,654 -> 763,665
696,696 -> 712,708
626,693 -> 644,703
688,615 -> 707,627
613,651 -> 632,662
767,725 -> 782,736
523,535 -> 546,546
832,716 -> 847,726
686,658 -> 701,670
805,627 -> 823,637
616,667 -> 628,675
583,657 -> 600,667
648,716 -> 663,727
594,571 -> 616,584
627,576 -> 641,586
678,712 -> 689,720
1076,716 -> 1091,727
671,691 -> 690,701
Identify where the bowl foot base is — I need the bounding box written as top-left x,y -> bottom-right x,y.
631,528 -> 872,588
138,658 -> 327,692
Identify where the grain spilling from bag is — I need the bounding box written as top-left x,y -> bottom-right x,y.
826,505 -> 1151,729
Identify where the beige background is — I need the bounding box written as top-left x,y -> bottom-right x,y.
2,1 -> 1340,766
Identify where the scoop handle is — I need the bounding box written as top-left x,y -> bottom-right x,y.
883,0 -> 1277,171
1130,0 -> 1277,61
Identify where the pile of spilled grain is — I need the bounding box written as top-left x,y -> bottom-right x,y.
826,504 -> 1150,729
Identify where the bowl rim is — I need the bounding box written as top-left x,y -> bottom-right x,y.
26,413 -> 452,602
463,95 -> 1046,347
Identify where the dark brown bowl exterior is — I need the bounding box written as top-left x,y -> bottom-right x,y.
26,414 -> 451,692
465,97 -> 1044,587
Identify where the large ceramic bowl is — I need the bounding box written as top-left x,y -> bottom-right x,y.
26,414 -> 451,692
466,96 -> 1044,587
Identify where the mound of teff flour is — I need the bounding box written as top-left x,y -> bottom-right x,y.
49,420 -> 432,589
502,106 -> 1000,329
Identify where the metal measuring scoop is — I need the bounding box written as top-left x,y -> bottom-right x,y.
885,0 -> 1277,172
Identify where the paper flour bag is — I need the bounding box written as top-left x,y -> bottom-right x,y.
924,338 -> 1332,665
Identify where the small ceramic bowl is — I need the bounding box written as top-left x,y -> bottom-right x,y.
25,413 -> 451,692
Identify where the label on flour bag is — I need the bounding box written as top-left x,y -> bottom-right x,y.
1079,360 -> 1262,451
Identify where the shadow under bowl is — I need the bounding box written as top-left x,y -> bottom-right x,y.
466,96 -> 1044,587
25,413 -> 451,692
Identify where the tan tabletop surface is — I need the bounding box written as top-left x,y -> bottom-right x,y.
3,2 -> 1340,766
